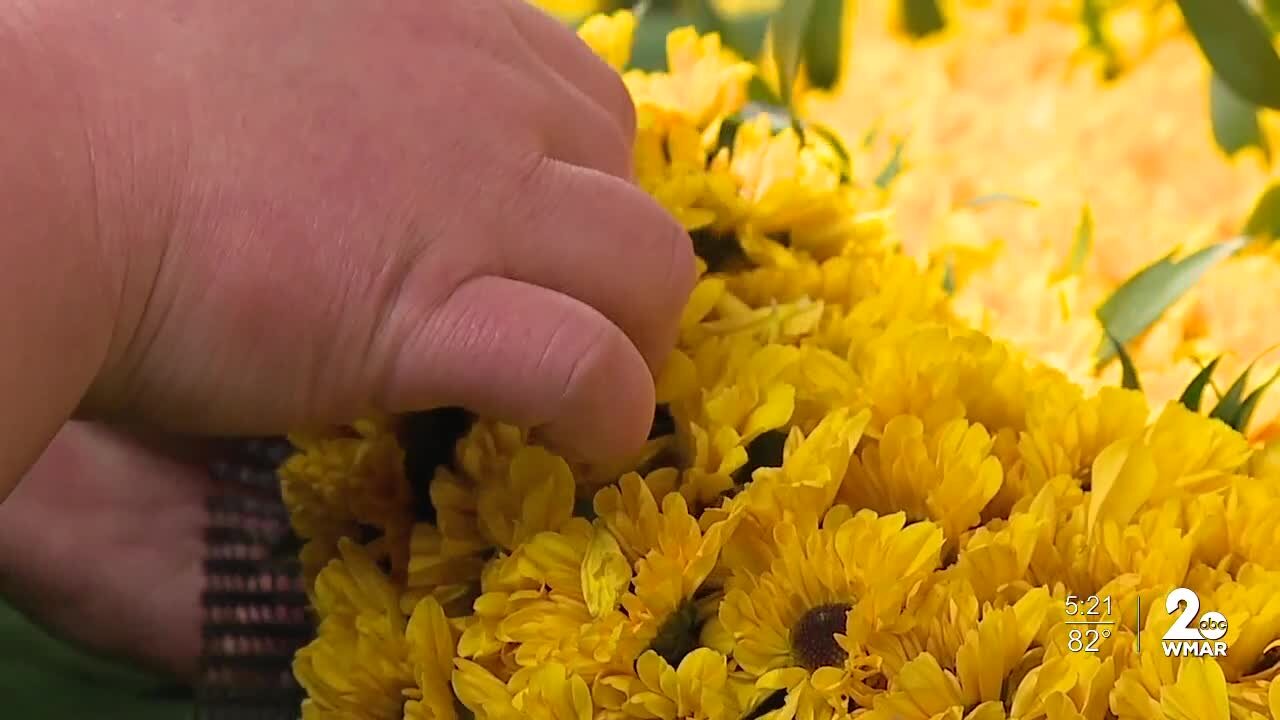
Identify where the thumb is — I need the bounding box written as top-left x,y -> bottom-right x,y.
375,275 -> 657,463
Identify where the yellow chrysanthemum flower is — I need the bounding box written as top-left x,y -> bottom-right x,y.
396,436 -> 582,618
850,324 -> 971,434
719,408 -> 869,525
634,115 -> 742,231
725,233 -> 939,313
295,540 -> 457,720
710,510 -> 945,718
596,476 -> 742,654
624,28 -> 754,129
457,477 -> 740,684
281,414 -> 410,544
663,335 -> 805,502
593,648 -> 752,720
841,414 -> 1003,544
453,661 -> 593,720
863,575 -> 982,678
711,116 -> 859,257
457,518 -> 646,681
1008,385 -> 1150,505
949,507 -> 1046,601
861,589 -> 1054,718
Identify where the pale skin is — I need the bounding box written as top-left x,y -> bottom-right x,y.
0,0 -> 693,681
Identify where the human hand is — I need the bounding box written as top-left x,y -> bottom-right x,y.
8,0 -> 692,471
0,423 -> 212,681
0,0 -> 694,682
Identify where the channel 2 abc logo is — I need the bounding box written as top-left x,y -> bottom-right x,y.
1161,587 -> 1228,657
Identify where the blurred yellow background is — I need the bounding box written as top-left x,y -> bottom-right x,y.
805,0 -> 1280,440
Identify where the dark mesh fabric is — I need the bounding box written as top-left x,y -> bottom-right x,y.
196,439 -> 307,720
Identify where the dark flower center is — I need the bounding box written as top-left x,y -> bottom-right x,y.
1248,644 -> 1280,677
648,598 -> 702,667
791,603 -> 853,670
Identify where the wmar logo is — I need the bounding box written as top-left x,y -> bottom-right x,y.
1161,587 -> 1228,658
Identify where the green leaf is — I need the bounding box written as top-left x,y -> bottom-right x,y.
716,101 -> 791,149
1243,183 -> 1280,241
902,0 -> 947,37
1103,331 -> 1143,390
685,0 -> 723,29
966,192 -> 1040,208
713,5 -> 774,60
1081,0 -> 1121,79
1067,205 -> 1094,275
803,0 -> 846,89
608,0 -> 640,13
1262,0 -> 1280,33
1210,72 -> 1271,159
941,254 -> 957,295
716,114 -> 744,149
1210,363 -> 1256,429
807,123 -> 853,180
862,123 -> 881,147
1236,367 -> 1280,433
1095,237 -> 1247,363
1174,0 -> 1280,109
1178,357 -> 1221,411
874,137 -> 908,189
748,75 -> 786,105
630,9 -> 687,70
628,0 -> 652,23
770,0 -> 819,107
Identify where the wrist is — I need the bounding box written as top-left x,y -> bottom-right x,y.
0,9 -> 128,497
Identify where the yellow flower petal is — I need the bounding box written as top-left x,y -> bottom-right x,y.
1159,660 -> 1230,720
510,447 -> 575,546
581,525 -> 631,617
1087,438 -> 1157,536
576,10 -> 635,71
656,349 -> 699,404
